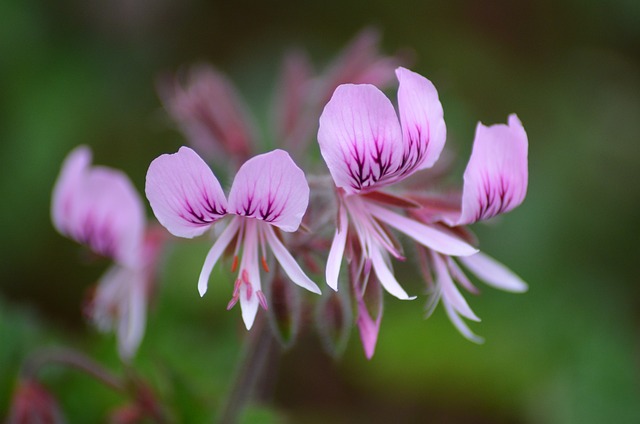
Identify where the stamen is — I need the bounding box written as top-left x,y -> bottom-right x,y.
226,296 -> 239,310
232,279 -> 241,297
256,290 -> 268,310
261,256 -> 270,273
231,255 -> 239,272
241,269 -> 251,284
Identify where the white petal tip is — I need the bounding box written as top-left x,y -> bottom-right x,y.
408,295 -> 417,300
198,284 -> 208,297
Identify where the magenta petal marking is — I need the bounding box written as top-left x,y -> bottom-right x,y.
318,84 -> 403,193
146,146 -> 228,239
396,67 -> 447,171
456,114 -> 528,225
228,150 -> 309,232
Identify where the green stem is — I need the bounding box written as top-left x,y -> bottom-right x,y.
217,315 -> 281,424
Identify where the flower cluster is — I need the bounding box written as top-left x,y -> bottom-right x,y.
51,30 -> 528,361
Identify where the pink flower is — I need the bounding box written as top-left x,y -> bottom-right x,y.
157,65 -> 256,167
319,67 -> 477,297
414,115 -> 529,342
318,67 -> 479,357
145,147 -> 321,329
51,146 -> 156,360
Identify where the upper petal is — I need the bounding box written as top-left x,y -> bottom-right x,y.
456,114 -> 528,225
228,149 -> 309,232
145,146 -> 228,238
52,147 -> 146,267
318,84 -> 403,194
51,145 -> 91,234
396,67 -> 447,171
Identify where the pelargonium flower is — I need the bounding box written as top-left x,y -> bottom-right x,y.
413,115 -> 529,342
145,147 -> 321,329
52,146 -> 157,360
318,67 -> 479,356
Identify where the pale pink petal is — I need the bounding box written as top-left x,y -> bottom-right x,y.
443,300 -> 484,344
368,203 -> 478,256
369,246 -> 414,300
198,218 -> 240,296
117,271 -> 147,360
146,146 -> 227,239
456,114 -> 528,225
52,147 -> 145,267
51,145 -> 91,234
238,219 -> 261,330
396,67 -> 447,171
318,84 -> 403,194
263,224 -> 321,294
228,150 -> 309,232
433,254 -> 480,322
326,204 -> 348,291
459,252 -> 528,293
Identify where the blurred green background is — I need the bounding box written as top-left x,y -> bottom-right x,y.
1,0 -> 640,422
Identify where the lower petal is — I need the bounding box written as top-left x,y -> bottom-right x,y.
198,218 -> 240,296
369,203 -> 478,256
459,252 -> 528,293
264,225 -> 321,294
326,204 -> 348,291
369,246 -> 414,300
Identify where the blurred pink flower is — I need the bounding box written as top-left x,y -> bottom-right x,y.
413,115 -> 529,342
7,380 -> 64,424
145,147 -> 320,329
52,146 -> 159,360
318,67 -> 478,357
157,65 -> 256,167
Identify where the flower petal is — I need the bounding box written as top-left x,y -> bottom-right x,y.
263,224 -> 321,294
228,149 -> 309,232
355,272 -> 383,359
51,145 -> 91,234
456,114 -> 528,225
396,67 -> 447,171
433,253 -> 480,322
117,271 -> 147,361
198,218 -> 240,297
369,246 -> 414,300
326,204 -> 348,291
443,300 -> 484,344
459,252 -> 528,293
369,203 -> 478,256
318,84 -> 403,193
146,146 -> 228,239
52,147 -> 146,267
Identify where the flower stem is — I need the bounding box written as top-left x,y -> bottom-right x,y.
217,315 -> 280,424
20,347 -> 125,392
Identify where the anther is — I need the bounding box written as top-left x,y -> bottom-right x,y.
261,256 -> 270,273
256,290 -> 268,310
231,255 -> 239,272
